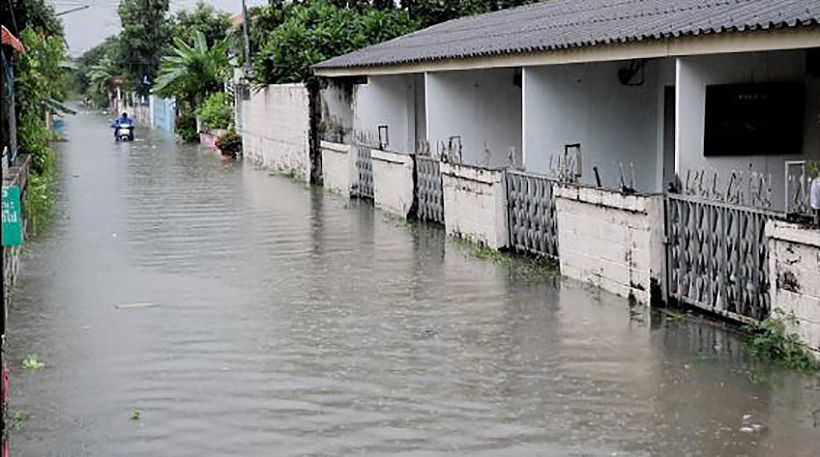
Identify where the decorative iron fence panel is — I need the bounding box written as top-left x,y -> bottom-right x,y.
785,160 -> 817,218
415,155 -> 444,224
506,170 -> 559,258
353,143 -> 373,200
665,194 -> 777,323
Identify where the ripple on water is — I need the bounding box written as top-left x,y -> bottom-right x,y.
6,113 -> 820,456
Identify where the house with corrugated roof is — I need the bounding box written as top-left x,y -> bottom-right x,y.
307,1 -> 820,344
315,0 -> 819,201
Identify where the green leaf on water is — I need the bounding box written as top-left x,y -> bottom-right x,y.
22,354 -> 45,371
11,411 -> 27,430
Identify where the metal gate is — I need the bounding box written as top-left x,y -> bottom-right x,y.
506,170 -> 559,258
665,194 -> 776,323
415,155 -> 444,224
353,143 -> 373,200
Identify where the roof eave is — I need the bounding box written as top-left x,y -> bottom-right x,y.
314,25 -> 820,78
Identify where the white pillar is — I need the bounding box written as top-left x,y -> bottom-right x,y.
521,67 -> 527,169
674,57 -> 682,178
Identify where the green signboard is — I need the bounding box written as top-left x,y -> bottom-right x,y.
2,186 -> 23,246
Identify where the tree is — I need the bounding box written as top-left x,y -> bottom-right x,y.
1,0 -> 64,37
400,0 -> 540,28
74,36 -> 122,100
253,1 -> 418,85
86,56 -> 119,107
15,28 -> 69,172
171,1 -> 232,47
117,0 -> 172,96
152,29 -> 230,106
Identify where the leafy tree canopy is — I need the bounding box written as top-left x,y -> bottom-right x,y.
117,0 -> 172,96
171,1 -> 232,47
246,0 -> 541,84
74,36 -> 123,100
0,0 -> 63,38
253,0 -> 418,85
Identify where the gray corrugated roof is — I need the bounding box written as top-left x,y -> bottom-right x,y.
314,0 -> 820,70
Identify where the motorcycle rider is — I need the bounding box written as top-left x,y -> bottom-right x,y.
111,112 -> 133,139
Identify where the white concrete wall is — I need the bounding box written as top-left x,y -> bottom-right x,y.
427,69 -> 522,168
320,80 -> 354,143
555,185 -> 666,304
241,83 -> 311,183
353,75 -> 420,153
372,149 -> 415,217
441,163 -> 508,249
321,141 -> 352,196
767,221 -> 820,357
676,50 -> 820,210
523,59 -> 674,192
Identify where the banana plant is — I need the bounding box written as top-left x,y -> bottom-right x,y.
152,29 -> 230,107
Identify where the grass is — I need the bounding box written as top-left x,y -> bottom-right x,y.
381,212 -> 419,234
22,354 -> 45,371
24,159 -> 56,237
743,308 -> 819,372
453,237 -> 559,282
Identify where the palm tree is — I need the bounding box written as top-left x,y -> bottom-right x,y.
86,56 -> 119,105
152,29 -> 230,107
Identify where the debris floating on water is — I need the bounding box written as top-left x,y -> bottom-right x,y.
114,302 -> 159,310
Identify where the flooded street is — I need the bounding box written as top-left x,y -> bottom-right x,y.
6,111 -> 820,456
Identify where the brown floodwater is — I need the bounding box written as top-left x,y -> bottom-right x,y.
6,110 -> 820,456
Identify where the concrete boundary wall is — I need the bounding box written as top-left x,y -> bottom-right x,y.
441,163 -> 508,249
241,84 -> 311,183
372,150 -> 415,217
555,185 -> 665,304
321,141 -> 353,196
767,220 -> 820,356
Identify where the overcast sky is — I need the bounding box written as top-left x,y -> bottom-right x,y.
51,0 -> 266,56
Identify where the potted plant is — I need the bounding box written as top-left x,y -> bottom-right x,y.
216,130 -> 242,158
195,92 -> 232,149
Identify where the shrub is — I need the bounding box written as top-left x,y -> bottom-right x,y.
745,308 -> 819,371
216,130 -> 242,157
195,92 -> 232,131
176,112 -> 199,142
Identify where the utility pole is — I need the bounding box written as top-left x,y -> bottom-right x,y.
241,0 -> 251,75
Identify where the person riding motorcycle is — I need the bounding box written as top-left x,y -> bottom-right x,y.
111,112 -> 134,139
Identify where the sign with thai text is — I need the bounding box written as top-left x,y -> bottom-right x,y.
2,186 -> 23,246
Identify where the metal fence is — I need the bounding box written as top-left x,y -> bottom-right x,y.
785,160 -> 817,218
506,170 -> 559,258
415,155 -> 444,224
665,194 -> 776,323
352,142 -> 373,200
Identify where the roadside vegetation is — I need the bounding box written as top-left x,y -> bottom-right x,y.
2,0 -> 71,235
744,308 -> 819,371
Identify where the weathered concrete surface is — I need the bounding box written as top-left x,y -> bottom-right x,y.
441,163 -> 508,249
372,149 -> 414,217
241,83 -> 311,182
555,185 -> 665,304
320,141 -> 352,196
2,155 -> 30,311
767,220 -> 820,356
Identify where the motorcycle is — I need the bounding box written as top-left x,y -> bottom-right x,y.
115,121 -> 135,142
